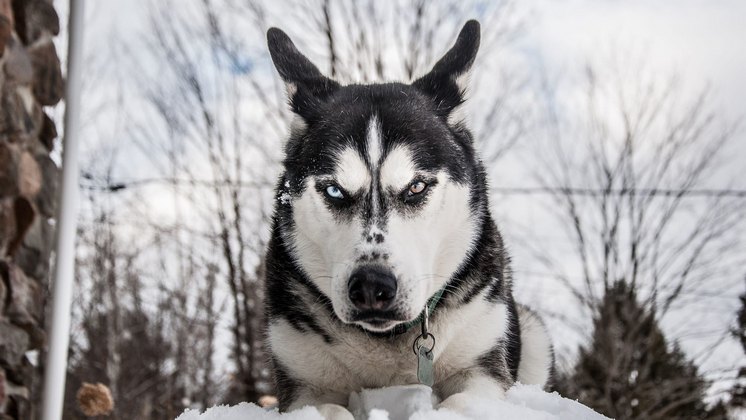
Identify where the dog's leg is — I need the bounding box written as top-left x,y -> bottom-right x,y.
435,370 -> 508,412
287,388 -> 354,420
516,305 -> 554,388
315,404 -> 355,420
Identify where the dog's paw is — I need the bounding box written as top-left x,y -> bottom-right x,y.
437,389 -> 505,414
437,392 -> 474,412
316,403 -> 355,420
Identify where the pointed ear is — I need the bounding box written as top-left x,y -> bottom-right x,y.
267,27 -> 339,120
412,20 -> 480,121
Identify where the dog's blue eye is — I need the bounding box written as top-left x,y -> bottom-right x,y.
325,185 -> 344,199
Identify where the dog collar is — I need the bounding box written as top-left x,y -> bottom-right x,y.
402,287 -> 446,332
409,288 -> 445,386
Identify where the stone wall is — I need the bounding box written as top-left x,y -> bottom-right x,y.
0,0 -> 62,418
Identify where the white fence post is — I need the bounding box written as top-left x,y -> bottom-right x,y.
41,0 -> 85,418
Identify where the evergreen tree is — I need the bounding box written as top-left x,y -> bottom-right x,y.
561,280 -> 717,419
730,283 -> 746,409
63,300 -> 175,419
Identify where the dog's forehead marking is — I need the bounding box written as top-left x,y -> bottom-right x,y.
380,145 -> 416,191
366,115 -> 383,168
335,147 -> 370,192
367,115 -> 384,220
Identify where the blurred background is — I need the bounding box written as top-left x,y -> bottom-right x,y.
1,0 -> 744,419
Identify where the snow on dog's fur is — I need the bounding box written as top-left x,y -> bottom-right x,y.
264,20 -> 553,419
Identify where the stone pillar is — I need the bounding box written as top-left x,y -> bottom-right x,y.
0,0 -> 62,418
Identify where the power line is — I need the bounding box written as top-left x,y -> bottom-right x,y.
492,187 -> 746,198
79,176 -> 746,198
79,176 -> 272,191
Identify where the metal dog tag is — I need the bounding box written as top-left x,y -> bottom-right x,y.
417,346 -> 434,387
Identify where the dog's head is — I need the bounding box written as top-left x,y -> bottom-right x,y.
268,21 -> 484,332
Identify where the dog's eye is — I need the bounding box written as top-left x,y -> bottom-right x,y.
325,185 -> 345,199
408,181 -> 427,196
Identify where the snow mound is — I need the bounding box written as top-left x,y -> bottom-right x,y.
176,384 -> 609,420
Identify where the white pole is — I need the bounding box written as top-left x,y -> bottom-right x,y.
41,0 -> 85,418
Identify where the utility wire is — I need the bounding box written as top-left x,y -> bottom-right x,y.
491,187 -> 746,198
79,175 -> 746,198
79,174 -> 271,191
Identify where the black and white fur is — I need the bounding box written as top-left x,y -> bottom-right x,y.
264,20 -> 553,419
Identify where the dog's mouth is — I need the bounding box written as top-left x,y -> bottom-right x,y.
351,310 -> 408,332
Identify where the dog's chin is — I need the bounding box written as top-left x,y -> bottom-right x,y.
354,319 -> 402,333
337,308 -> 415,333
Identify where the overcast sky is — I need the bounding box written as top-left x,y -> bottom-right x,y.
61,0 -> 746,175
523,0 -> 746,167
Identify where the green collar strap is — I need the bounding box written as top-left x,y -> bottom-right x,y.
402,287 -> 447,332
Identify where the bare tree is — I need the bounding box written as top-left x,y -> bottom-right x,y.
526,51 -> 745,408
125,0 -> 283,403
251,0 -> 529,161
65,185 -> 171,419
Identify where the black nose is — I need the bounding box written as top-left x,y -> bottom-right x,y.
348,266 -> 397,311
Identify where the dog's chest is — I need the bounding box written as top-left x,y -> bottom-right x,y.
270,320 -> 419,390
333,333 -> 418,386
269,300 -> 508,393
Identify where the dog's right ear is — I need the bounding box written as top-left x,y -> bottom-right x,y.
412,20 -> 480,124
267,28 -> 339,121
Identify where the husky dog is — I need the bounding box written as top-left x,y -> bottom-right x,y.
264,20 -> 553,419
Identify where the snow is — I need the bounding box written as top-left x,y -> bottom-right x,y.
348,385 -> 437,419
278,192 -> 293,204
175,384 -> 609,420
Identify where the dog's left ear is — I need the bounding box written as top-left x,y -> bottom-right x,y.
413,20 -> 480,122
267,27 -> 339,121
